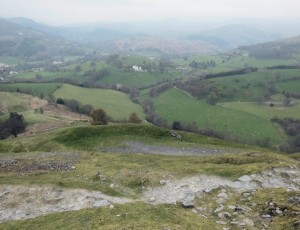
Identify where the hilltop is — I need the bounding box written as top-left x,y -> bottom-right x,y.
0,18 -> 300,229
0,124 -> 299,229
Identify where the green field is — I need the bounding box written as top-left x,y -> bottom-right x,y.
0,92 -> 33,112
219,101 -> 300,119
0,56 -> 23,64
213,69 -> 300,102
0,83 -> 62,98
152,88 -> 284,145
217,56 -> 298,69
20,110 -> 61,125
54,84 -> 145,120
99,67 -> 180,87
16,70 -> 81,80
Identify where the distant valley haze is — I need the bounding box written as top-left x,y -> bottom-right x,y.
1,0 -> 300,51
1,0 -> 300,26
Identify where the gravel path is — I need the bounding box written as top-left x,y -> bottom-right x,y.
104,141 -> 235,156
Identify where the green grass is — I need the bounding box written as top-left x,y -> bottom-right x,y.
219,102 -> 300,119
121,55 -> 159,66
0,203 -> 219,230
52,124 -> 247,151
0,83 -> 62,98
0,125 -> 296,195
218,56 -> 298,69
54,84 -> 145,120
0,92 -> 33,112
21,110 -> 61,125
0,56 -> 23,64
152,88 -> 284,145
0,124 -> 297,229
213,69 -> 300,102
16,70 -> 80,81
99,67 -> 179,87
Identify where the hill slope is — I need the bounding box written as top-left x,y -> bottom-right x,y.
188,25 -> 282,50
54,84 -> 145,120
0,19 -> 81,60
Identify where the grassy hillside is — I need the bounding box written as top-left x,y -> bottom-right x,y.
0,92 -> 33,113
0,124 -> 294,191
54,84 -> 145,120
212,69 -> 300,102
0,124 -> 298,229
219,101 -> 300,119
100,67 -> 179,87
152,88 -> 284,145
0,83 -> 62,98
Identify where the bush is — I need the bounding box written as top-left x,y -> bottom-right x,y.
91,109 -> 108,125
128,112 -> 141,124
56,98 -> 65,104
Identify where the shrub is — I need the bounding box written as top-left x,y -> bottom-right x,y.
128,112 -> 141,124
91,109 -> 108,125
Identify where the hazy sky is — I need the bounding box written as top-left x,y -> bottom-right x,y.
1,0 -> 300,25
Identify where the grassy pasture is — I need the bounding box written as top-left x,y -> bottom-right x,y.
0,56 -> 23,64
54,84 -> 145,120
213,69 -> 300,102
0,92 -> 33,113
16,70 -> 81,81
0,83 -> 62,98
152,88 -> 284,145
218,56 -> 298,69
219,101 -> 300,119
99,67 -> 180,87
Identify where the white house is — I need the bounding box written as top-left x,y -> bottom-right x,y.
9,71 -> 18,75
132,65 -> 144,72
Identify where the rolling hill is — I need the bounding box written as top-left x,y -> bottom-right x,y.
239,35 -> 300,59
53,84 -> 145,120
187,25 -> 282,50
0,19 -> 82,60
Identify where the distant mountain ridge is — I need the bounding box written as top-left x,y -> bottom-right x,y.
239,35 -> 300,59
0,19 -> 82,60
2,17 -> 300,56
187,25 -> 282,50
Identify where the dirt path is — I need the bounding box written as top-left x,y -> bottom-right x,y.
0,166 -> 299,223
142,167 -> 300,205
0,185 -> 132,223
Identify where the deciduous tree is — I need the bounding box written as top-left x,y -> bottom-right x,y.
91,109 -> 108,125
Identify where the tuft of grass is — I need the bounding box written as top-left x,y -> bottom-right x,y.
0,203 -> 219,230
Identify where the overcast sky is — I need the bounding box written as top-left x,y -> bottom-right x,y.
1,0 -> 300,25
